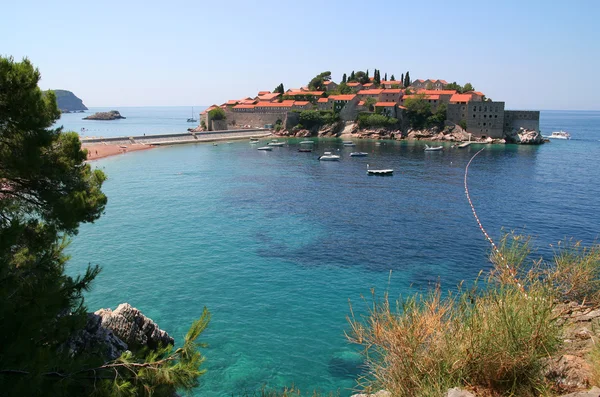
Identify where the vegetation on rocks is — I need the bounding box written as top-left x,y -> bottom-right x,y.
208,106 -> 226,120
0,56 -> 209,396
46,89 -> 88,112
347,233 -> 600,397
404,95 -> 447,129
357,112 -> 398,129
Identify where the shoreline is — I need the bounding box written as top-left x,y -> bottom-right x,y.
83,143 -> 156,161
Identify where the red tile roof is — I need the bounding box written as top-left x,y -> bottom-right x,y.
257,92 -> 281,101
255,101 -> 294,108
226,100 -> 239,105
285,91 -> 325,96
357,89 -> 384,95
233,104 -> 256,109
358,101 -> 365,106
323,81 -> 335,85
450,94 -> 472,103
382,89 -> 402,94
257,91 -> 271,96
329,94 -> 357,101
346,82 -> 362,87
374,102 -> 397,107
402,94 -> 440,101
317,98 -> 329,103
417,89 -> 457,96
381,80 -> 402,85
415,79 -> 425,83
465,91 -> 485,97
363,83 -> 374,87
239,99 -> 257,105
294,101 -> 311,106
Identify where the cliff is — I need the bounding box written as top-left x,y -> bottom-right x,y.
83,110 -> 126,120
47,89 -> 88,112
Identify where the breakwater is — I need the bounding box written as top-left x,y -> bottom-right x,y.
80,128 -> 272,146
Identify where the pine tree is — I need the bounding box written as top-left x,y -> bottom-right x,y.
342,73 -> 347,84
384,73 -> 388,82
391,74 -> 396,81
0,56 -> 209,397
405,71 -> 411,87
349,70 -> 356,82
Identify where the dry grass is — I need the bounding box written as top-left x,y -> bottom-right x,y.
346,233 -> 599,397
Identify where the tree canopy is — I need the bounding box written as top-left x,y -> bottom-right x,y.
208,106 -> 226,120
0,56 -> 209,397
273,83 -> 284,94
308,71 -> 331,91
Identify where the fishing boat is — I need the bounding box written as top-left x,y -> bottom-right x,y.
367,164 -> 393,175
424,144 -> 443,151
547,130 -> 571,140
350,152 -> 368,157
318,152 -> 340,161
187,107 -> 197,123
257,146 -> 272,151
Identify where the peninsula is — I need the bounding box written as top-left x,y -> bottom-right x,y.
198,70 -> 542,144
83,110 -> 126,120
46,89 -> 88,112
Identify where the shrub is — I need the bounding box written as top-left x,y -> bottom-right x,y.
208,107 -> 226,120
357,113 -> 397,129
458,119 -> 467,130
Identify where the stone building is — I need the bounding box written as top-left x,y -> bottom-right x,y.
504,110 -> 540,132
357,89 -> 384,100
411,79 -> 448,90
378,89 -> 402,103
447,100 -> 506,138
323,81 -> 338,91
374,102 -> 397,118
317,97 -> 332,110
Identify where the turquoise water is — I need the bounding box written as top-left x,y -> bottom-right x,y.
66,110 -> 600,396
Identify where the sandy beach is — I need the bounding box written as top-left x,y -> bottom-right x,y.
83,143 -> 156,161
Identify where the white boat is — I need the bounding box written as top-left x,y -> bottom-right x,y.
318,152 -> 340,161
300,140 -> 314,145
250,138 -> 260,142
257,146 -> 272,151
547,131 -> 571,140
367,164 -> 393,175
424,144 -> 443,151
350,152 -> 368,157
343,141 -> 356,146
250,140 -> 259,144
187,107 -> 197,123
267,142 -> 285,146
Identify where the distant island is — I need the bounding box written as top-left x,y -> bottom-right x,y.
83,110 -> 126,120
46,89 -> 88,112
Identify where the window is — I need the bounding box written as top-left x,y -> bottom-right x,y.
483,122 -> 486,126
495,115 -> 497,118
473,114 -> 476,118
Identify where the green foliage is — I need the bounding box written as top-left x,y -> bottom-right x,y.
400,73 -> 404,85
333,83 -> 353,95
404,71 -> 411,87
208,107 -> 226,120
426,103 -> 447,128
273,83 -> 284,94
342,73 -> 347,84
0,56 -> 209,396
458,119 -> 467,130
403,95 -> 431,129
355,71 -> 369,85
298,110 -> 338,130
463,82 -> 474,92
201,119 -> 207,130
308,71 -> 331,91
363,97 -> 377,112
391,74 -> 395,81
373,69 -> 381,85
357,113 -> 398,129
445,81 -> 462,92
348,70 -> 356,82
384,72 -> 387,81
348,234 -> 566,397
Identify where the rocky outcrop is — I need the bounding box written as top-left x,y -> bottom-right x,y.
351,391 -> 391,397
95,303 -> 174,350
404,125 -> 470,142
504,127 -> 544,144
63,312 -> 128,360
83,110 -> 126,120
47,89 -> 88,112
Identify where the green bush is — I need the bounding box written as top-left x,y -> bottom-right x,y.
357,113 -> 397,129
297,110 -> 339,130
208,107 -> 226,120
458,119 -> 467,130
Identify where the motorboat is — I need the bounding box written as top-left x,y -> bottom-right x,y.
298,148 -> 312,152
318,152 -> 340,161
343,141 -> 356,146
350,152 -> 368,157
424,144 -> 443,151
257,146 -> 272,151
300,140 -> 314,145
367,164 -> 393,175
267,142 -> 285,146
547,131 -> 571,140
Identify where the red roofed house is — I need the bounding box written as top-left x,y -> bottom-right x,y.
379,89 -> 402,103
362,83 -> 374,89
401,94 -> 441,110
293,101 -> 313,110
381,80 -> 403,88
346,82 -> 363,91
417,89 -> 457,104
357,89 -> 384,100
411,79 -> 448,90
232,104 -> 256,112
374,102 -> 398,117
329,94 -> 359,116
449,94 -> 472,104
284,91 -> 326,101
317,97 -> 332,110
323,81 -> 338,92
257,91 -> 271,96
257,92 -> 281,102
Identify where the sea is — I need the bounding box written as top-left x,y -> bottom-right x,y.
62,108 -> 600,396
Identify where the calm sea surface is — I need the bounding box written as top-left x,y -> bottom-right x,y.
65,109 -> 600,396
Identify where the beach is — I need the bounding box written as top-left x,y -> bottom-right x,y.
83,143 -> 156,160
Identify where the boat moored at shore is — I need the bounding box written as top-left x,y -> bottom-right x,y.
318,152 -> 340,161
545,131 -> 571,140
424,144 -> 443,152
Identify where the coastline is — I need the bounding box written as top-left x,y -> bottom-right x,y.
83,143 -> 156,161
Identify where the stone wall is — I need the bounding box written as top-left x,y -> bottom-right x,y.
504,110 -> 540,132
224,110 -> 288,129
211,119 -> 227,131
466,101 -> 505,138
339,99 -> 359,122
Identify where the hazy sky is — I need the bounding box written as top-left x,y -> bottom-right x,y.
3,0 -> 599,110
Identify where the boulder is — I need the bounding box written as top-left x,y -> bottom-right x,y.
350,391 -> 391,397
83,110 -> 126,120
545,354 -> 592,392
504,127 -> 544,144
559,386 -> 600,397
63,312 -> 128,360
95,303 -> 174,350
446,387 -> 477,397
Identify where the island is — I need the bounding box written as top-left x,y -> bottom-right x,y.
46,89 -> 88,112
83,110 -> 126,120
198,69 -> 543,144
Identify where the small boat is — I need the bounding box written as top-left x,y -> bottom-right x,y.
367,164 -> 393,175
298,148 -> 312,152
257,146 -> 272,151
318,152 -> 340,161
300,140 -> 314,145
212,143 -> 218,146
375,142 -> 382,146
267,142 -> 285,146
424,144 -> 443,151
350,152 -> 368,157
547,131 -> 571,140
250,137 -> 260,142
250,140 -> 259,144
187,107 -> 197,123
343,141 -> 356,146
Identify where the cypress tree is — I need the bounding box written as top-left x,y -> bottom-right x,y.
405,71 -> 411,87
384,72 -> 388,82
342,73 -> 347,84
400,73 -> 404,85
349,70 -> 356,82
391,74 -> 395,81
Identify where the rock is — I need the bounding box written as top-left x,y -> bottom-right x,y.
545,354 -> 592,392
62,312 -> 128,360
559,386 -> 600,397
350,391 -> 391,397
504,127 -> 544,144
446,387 -> 476,397
95,303 -> 174,350
83,110 -> 126,120
575,309 -> 600,322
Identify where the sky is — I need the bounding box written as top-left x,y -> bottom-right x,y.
2,0 -> 599,110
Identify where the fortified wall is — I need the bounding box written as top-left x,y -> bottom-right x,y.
504,110 -> 540,133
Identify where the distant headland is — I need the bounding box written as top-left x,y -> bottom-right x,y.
197,70 -> 543,144
46,89 -> 88,113
83,110 -> 126,120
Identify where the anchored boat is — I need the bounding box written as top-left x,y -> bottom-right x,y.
367,164 -> 393,175
424,144 -> 443,151
350,152 -> 368,157
318,152 -> 340,161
